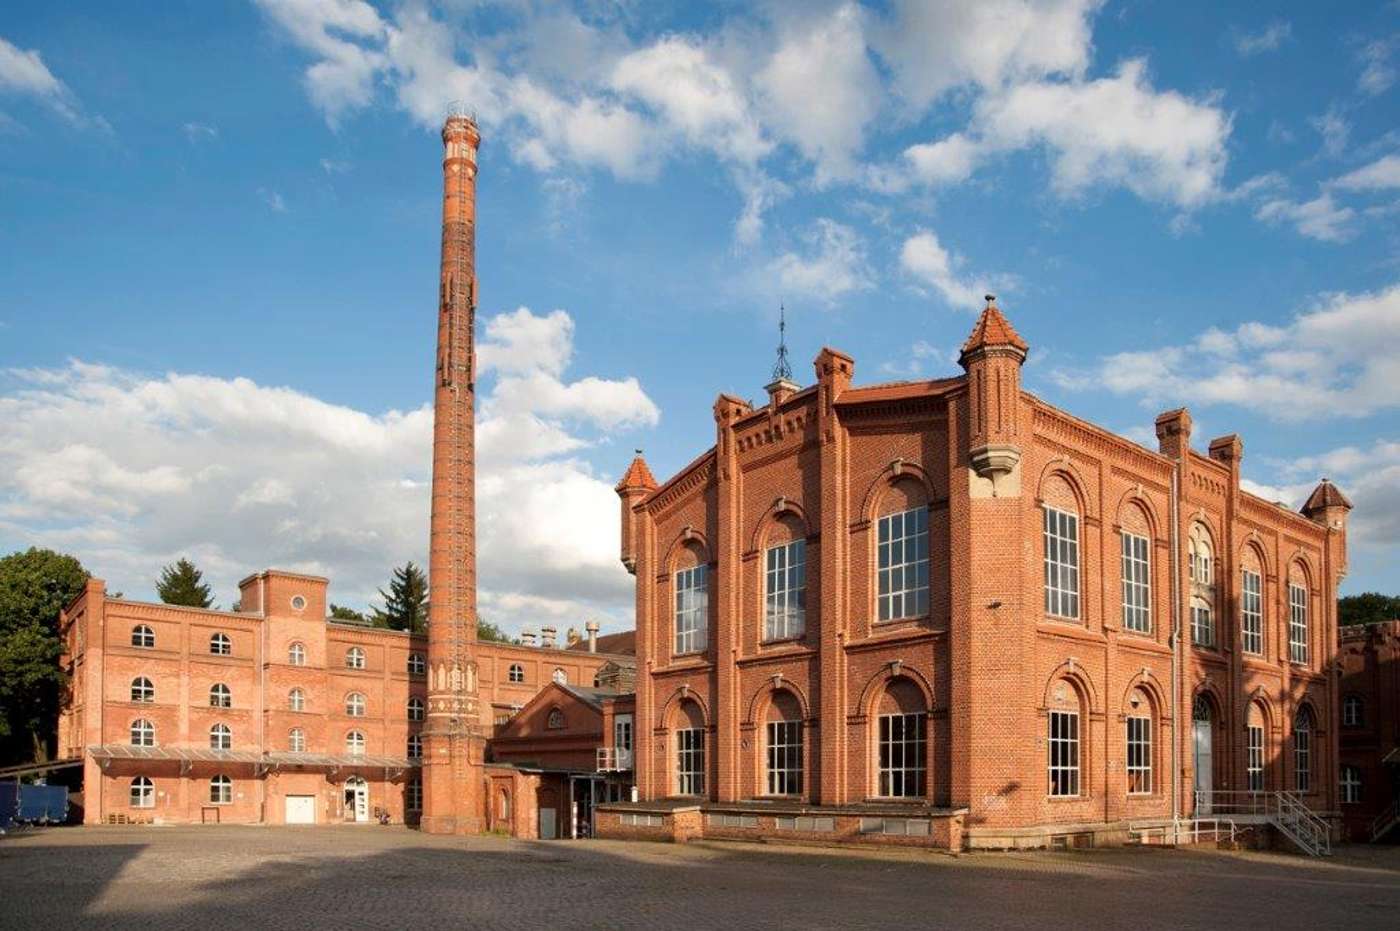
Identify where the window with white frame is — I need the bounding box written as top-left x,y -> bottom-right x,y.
1191,600 -> 1214,648
289,688 -> 305,712
407,780 -> 422,811
877,713 -> 927,798
1247,720 -> 1265,792
288,641 -> 306,666
131,718 -> 155,747
764,539 -> 807,639
209,683 -> 231,708
210,723 -> 232,750
407,734 -> 422,759
408,653 -> 425,675
675,728 -> 705,795
1121,532 -> 1150,633
1343,695 -> 1363,728
1126,715 -> 1152,794
131,625 -> 155,648
674,564 -> 708,654
1293,708 -> 1313,793
346,692 -> 366,717
209,774 -> 232,804
1289,583 -> 1309,664
877,507 -> 929,622
1189,530 -> 1212,585
1043,507 -> 1080,619
1241,569 -> 1263,655
130,677 -> 154,703
130,776 -> 154,808
289,728 -> 306,752
508,663 -> 525,683
346,646 -> 366,670
346,730 -> 365,756
210,632 -> 231,656
1341,765 -> 1362,804
766,720 -> 803,796
408,697 -> 424,722
1048,709 -> 1080,797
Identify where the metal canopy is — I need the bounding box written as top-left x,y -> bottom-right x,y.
87,745 -> 420,771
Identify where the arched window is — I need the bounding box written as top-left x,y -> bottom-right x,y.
130,776 -> 154,808
408,697 -> 424,722
209,632 -> 231,656
1246,705 -> 1265,792
877,678 -> 927,798
547,708 -> 566,729
288,641 -> 306,666
130,718 -> 155,747
289,688 -> 305,712
765,690 -> 804,797
131,625 -> 155,648
1293,707 -> 1314,793
407,734 -> 422,759
289,728 -> 306,752
210,723 -> 232,750
1125,688 -> 1153,795
765,514 -> 807,639
552,668 -> 567,685
1188,526 -> 1213,585
1047,680 -> 1082,798
498,787 -> 511,820
346,730 -> 365,756
1120,527 -> 1151,634
674,699 -> 706,797
345,692 -> 366,717
1343,695 -> 1363,728
1240,563 -> 1264,655
1288,573 -> 1309,664
209,774 -> 232,804
878,494 -> 930,622
1341,765 -> 1363,804
674,545 -> 709,654
408,652 -> 426,675
1193,694 -> 1213,723
1043,504 -> 1080,620
508,664 -> 525,684
345,646 -> 365,670
130,677 -> 154,703
1188,525 -> 1215,647
209,683 -> 232,708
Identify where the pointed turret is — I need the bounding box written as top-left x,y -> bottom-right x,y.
1301,478 -> 1352,525
959,295 -> 1028,366
617,450 -> 657,574
960,296 -> 1026,494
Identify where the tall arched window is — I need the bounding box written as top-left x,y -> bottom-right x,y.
209,774 -> 232,804
131,625 -> 155,648
288,641 -> 306,666
345,692 -> 366,717
1240,561 -> 1264,655
209,632 -> 231,656
346,730 -> 365,756
289,688 -> 305,712
1293,707 -> 1314,793
1125,688 -> 1153,795
878,482 -> 930,622
1288,569 -> 1310,664
130,677 -> 154,703
1188,525 -> 1215,648
765,690 -> 804,797
877,678 -> 927,799
289,728 -> 306,752
407,734 -> 422,759
508,664 -> 525,683
407,652 -> 426,675
674,547 -> 709,655
673,699 -> 706,797
408,697 -> 424,722
1043,501 -> 1080,619
131,718 -> 155,747
130,776 -> 154,808
1047,680 -> 1082,798
765,513 -> 807,639
345,646 -> 366,670
1119,512 -> 1151,634
1246,705 -> 1266,792
209,683 -> 232,708
210,723 -> 232,750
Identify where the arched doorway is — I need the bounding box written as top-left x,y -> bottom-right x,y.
343,776 -> 368,822
1192,694 -> 1214,813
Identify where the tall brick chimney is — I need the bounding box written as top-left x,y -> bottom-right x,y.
422,108 -> 485,835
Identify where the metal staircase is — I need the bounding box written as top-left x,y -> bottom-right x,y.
1194,791 -> 1331,856
1370,798 -> 1400,842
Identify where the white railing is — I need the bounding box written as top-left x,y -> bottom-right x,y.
1370,797 -> 1400,842
1130,818 -> 1240,847
1194,790 -> 1330,856
596,747 -> 633,772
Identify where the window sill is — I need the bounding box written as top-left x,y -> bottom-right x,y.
760,635 -> 806,647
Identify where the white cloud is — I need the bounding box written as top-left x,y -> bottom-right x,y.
0,35 -> 104,129
253,0 -> 387,125
767,219 -> 872,304
319,157 -> 350,174
0,308 -> 657,634
1333,154 -> 1400,192
1359,39 -> 1396,96
1052,281 -> 1400,421
1311,106 -> 1350,159
1255,192 -> 1355,242
903,133 -> 981,187
898,230 -> 995,311
259,188 -> 288,213
1234,21 -> 1291,57
182,121 -> 218,143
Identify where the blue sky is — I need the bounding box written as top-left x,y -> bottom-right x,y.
2,1 -> 1397,632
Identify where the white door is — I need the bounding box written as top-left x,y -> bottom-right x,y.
539,806 -> 557,839
285,795 -> 316,825
1193,721 -> 1213,814
614,714 -> 634,769
345,778 -> 368,822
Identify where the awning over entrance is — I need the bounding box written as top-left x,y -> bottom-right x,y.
88,745 -> 421,772
265,751 -> 420,770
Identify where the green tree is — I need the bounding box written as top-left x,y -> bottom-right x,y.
330,603 -> 368,624
476,618 -> 517,644
156,558 -> 213,608
1339,592 -> 1400,626
371,562 -> 429,632
0,548 -> 88,765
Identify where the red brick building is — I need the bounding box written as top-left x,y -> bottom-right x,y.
1338,619 -> 1400,841
600,303 -> 1350,851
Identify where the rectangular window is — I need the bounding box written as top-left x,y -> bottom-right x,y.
1043,507 -> 1080,619
1048,710 -> 1080,797
1241,570 -> 1263,655
1191,603 -> 1214,648
674,565 -> 709,655
1120,532 -> 1150,633
877,507 -> 929,622
1126,716 -> 1152,795
675,728 -> 705,796
877,712 -> 927,798
1294,728 -> 1311,794
1288,584 -> 1308,664
1247,725 -> 1264,792
764,540 -> 807,640
766,720 -> 803,796
406,781 -> 422,812
1341,767 -> 1362,804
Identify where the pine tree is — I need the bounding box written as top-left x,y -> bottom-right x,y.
371,562 -> 429,632
156,558 -> 213,609
329,603 -> 368,624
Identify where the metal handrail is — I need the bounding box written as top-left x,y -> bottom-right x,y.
1131,817 -> 1239,846
1370,797 -> 1400,841
1193,790 -> 1330,856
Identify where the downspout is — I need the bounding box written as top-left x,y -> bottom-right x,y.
1169,470 -> 1182,824
259,574 -> 268,822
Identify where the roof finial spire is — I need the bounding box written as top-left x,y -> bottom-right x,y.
772,302 -> 793,382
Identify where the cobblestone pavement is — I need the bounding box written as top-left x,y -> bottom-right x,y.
2,827 -> 1398,930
